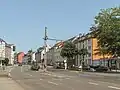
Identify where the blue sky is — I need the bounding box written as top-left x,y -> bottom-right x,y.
0,0 -> 119,53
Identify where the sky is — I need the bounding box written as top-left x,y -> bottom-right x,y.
0,0 -> 120,53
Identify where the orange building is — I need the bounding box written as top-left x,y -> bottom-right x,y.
92,38 -> 111,60
74,33 -> 120,69
17,52 -> 24,64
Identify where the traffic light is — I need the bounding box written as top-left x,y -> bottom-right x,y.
13,46 -> 16,51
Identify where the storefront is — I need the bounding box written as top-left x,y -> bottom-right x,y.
92,58 -> 120,70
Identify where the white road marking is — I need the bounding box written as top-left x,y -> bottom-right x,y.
8,66 -> 14,77
108,86 -> 120,90
40,79 -> 43,80
48,81 -> 58,85
66,78 -> 70,79
88,82 -> 99,85
21,66 -> 23,72
27,74 -> 32,76
89,79 -> 120,86
52,78 -> 63,81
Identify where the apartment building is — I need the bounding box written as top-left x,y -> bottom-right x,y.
0,38 -> 16,65
73,33 -> 120,69
5,44 -> 16,65
35,47 -> 44,63
74,34 -> 92,66
0,38 -> 6,66
5,44 -> 11,64
46,46 -> 54,65
46,37 -> 76,66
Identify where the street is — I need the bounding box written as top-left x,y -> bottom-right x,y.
10,65 -> 120,90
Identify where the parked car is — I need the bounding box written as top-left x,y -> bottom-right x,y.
31,63 -> 40,71
18,63 -> 22,66
53,61 -> 64,69
95,66 -> 108,72
89,65 -> 108,72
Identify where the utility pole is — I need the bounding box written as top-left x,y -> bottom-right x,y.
43,27 -> 63,71
43,27 -> 48,71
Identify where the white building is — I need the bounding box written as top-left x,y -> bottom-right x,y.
0,38 -> 6,66
0,38 -> 16,65
32,52 -> 36,62
41,44 -> 51,60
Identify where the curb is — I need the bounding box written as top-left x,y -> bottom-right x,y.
0,74 -> 9,78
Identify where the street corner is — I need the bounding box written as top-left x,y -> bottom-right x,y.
0,73 -> 9,78
0,77 -> 24,90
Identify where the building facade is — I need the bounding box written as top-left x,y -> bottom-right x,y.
73,33 -> 120,69
5,44 -> 16,65
17,52 -> 24,64
5,44 -> 11,64
0,39 -> 6,60
74,34 -> 93,66
35,47 -> 44,63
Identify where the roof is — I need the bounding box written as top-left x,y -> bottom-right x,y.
0,38 -> 7,44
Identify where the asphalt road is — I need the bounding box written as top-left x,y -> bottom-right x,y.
48,68 -> 120,84
10,65 -> 120,90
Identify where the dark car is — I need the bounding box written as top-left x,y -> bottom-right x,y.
31,63 -> 40,71
89,65 -> 108,72
53,61 -> 64,69
95,66 -> 108,72
18,63 -> 22,66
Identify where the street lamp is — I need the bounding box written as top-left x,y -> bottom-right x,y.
43,27 -> 63,71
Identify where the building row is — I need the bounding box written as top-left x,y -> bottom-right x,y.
45,33 -> 120,69
0,38 -> 16,65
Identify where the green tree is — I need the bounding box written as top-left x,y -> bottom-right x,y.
94,47 -> 108,66
60,41 -> 78,68
4,58 -> 9,66
92,7 -> 120,57
78,48 -> 88,71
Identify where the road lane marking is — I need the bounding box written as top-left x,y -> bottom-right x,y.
40,79 -> 43,80
52,78 -> 63,81
88,82 -> 99,85
8,66 -> 14,78
89,79 -> 120,86
66,78 -> 70,79
21,66 -> 23,72
48,81 -> 58,85
27,74 -> 32,76
108,86 -> 120,90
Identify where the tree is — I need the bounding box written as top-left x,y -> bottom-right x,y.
92,7 -> 120,57
78,48 -> 88,71
60,41 -> 78,68
94,47 -> 108,66
4,58 -> 9,66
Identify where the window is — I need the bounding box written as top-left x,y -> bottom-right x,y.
88,53 -> 91,57
88,39 -> 91,44
88,46 -> 91,50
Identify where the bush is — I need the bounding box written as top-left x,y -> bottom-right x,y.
2,58 -> 9,66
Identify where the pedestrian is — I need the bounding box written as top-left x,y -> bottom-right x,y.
64,59 -> 67,70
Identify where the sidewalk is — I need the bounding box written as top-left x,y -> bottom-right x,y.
0,78 -> 24,90
0,66 -> 14,78
0,66 -> 24,90
69,70 -> 120,77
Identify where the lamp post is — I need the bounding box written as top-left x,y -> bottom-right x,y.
43,27 -> 63,71
43,27 -> 47,72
